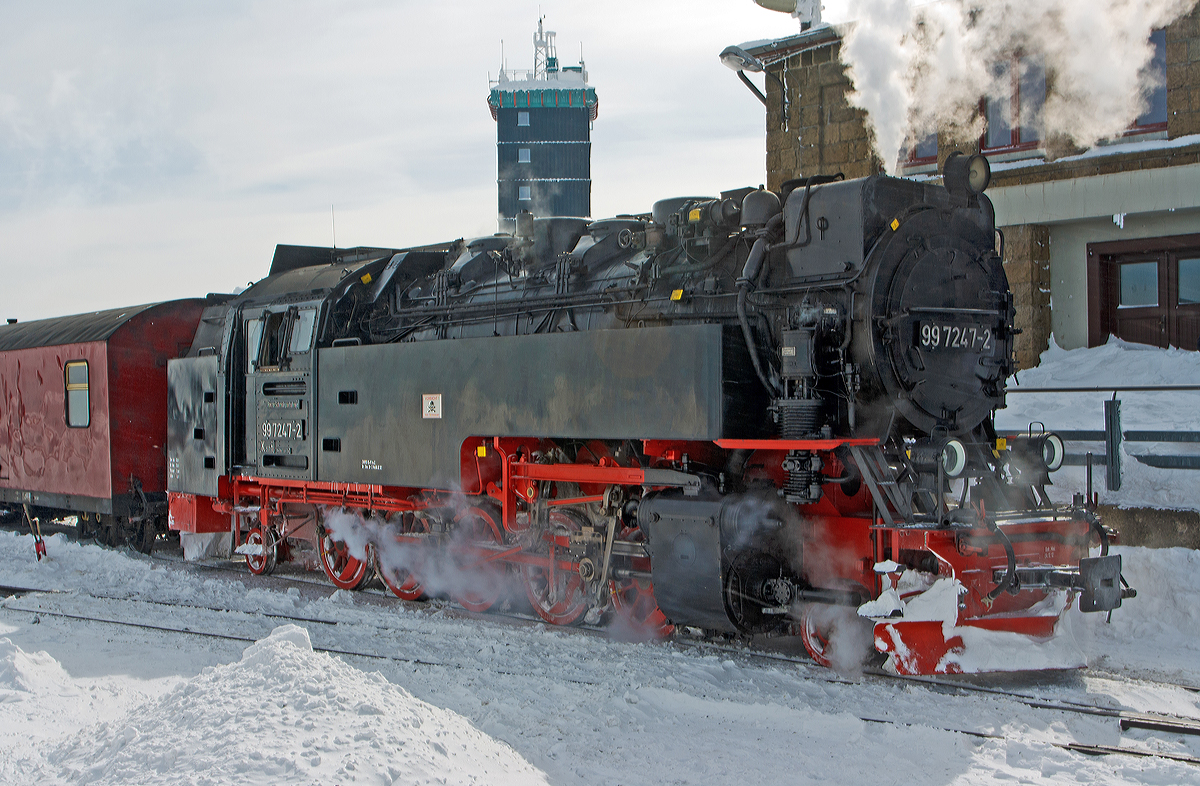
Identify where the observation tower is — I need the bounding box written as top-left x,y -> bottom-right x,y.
488,19 -> 598,233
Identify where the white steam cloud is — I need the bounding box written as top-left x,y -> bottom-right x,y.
840,0 -> 1198,171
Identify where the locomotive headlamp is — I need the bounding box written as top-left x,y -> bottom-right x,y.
909,437 -> 969,478
941,438 -> 968,478
942,152 -> 991,197
1043,433 -> 1065,471
1007,433 -> 1065,472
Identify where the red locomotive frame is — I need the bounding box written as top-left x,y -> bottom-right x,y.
170,433 -> 1098,674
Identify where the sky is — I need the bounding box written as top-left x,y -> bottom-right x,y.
0,1 -> 855,321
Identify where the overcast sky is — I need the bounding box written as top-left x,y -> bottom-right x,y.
0,1 -> 856,320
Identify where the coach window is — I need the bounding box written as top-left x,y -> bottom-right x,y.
289,307 -> 317,354
64,361 -> 89,428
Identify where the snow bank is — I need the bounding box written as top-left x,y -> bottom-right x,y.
46,625 -> 548,786
1070,546 -> 1200,683
0,637 -> 77,701
997,337 -> 1200,510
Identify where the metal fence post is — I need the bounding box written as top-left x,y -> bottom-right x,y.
1104,397 -> 1122,491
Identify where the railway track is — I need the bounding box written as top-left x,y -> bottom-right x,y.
4,577 -> 1199,767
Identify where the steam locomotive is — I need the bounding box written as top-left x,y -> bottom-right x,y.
0,154 -> 1133,674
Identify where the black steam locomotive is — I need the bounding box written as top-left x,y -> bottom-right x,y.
1,152 -> 1129,675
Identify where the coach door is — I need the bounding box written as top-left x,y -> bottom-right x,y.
243,304 -> 319,480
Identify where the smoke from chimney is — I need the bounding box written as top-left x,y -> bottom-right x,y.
839,0 -> 1198,171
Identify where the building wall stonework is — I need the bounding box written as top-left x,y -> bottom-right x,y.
1002,225 -> 1052,369
765,41 -> 880,191
1168,5 -> 1200,139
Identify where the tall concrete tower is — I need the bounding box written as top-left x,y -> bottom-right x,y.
488,19 -> 598,233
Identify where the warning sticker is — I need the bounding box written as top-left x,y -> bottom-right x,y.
422,394 -> 442,419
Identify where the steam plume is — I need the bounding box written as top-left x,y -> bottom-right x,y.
839,0 -> 1198,170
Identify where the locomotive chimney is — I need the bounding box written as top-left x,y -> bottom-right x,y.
5,319 -> 15,324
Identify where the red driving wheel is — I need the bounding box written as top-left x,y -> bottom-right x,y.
318,526 -> 370,590
243,525 -> 277,576
450,502 -> 506,613
378,513 -> 429,601
522,509 -> 590,626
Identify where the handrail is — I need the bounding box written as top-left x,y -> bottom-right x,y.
1007,385 -> 1200,393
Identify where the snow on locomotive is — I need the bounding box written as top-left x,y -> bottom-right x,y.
1,153 -> 1134,674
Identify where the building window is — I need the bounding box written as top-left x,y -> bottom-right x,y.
1119,261 -> 1158,307
518,148 -> 531,163
518,186 -> 532,201
905,132 -> 938,166
64,360 -> 89,428
1179,257 -> 1200,304
1133,29 -> 1168,131
517,111 -> 530,127
983,55 -> 1045,151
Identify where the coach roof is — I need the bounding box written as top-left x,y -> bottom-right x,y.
0,303 -> 163,352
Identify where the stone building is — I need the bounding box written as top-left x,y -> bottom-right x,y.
734,7 -> 1200,369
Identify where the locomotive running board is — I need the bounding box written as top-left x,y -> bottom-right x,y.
848,445 -> 913,526
509,462 -> 703,496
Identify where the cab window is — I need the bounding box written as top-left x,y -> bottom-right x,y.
65,361 -> 89,428
288,308 -> 317,354
258,311 -> 288,369
245,319 -> 264,373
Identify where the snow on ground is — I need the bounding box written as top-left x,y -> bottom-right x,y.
1,531 -> 1200,784
996,336 -> 1200,510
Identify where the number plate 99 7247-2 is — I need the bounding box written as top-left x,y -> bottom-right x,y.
916,322 -> 993,352
261,420 -> 304,440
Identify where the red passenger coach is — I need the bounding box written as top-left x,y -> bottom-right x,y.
0,301 -> 208,550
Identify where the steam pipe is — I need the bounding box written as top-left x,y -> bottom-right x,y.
736,237 -> 779,396
983,522 -> 1019,605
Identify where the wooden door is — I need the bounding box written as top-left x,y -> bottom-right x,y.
1088,235 -> 1200,350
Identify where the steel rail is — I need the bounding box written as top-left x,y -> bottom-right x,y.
13,593 -> 1193,767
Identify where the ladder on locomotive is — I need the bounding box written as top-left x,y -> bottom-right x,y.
848,445 -> 913,527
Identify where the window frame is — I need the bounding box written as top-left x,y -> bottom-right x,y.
518,147 -> 531,163
904,131 -> 938,169
288,307 -> 318,355
980,53 -> 1045,154
517,185 -> 532,201
1127,28 -> 1168,136
517,111 -> 530,127
64,360 -> 90,428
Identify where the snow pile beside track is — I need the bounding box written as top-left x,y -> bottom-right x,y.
44,625 -> 548,786
0,530 -> 312,617
0,636 -> 76,699
997,337 -> 1200,509
1069,546 -> 1200,683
